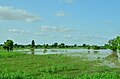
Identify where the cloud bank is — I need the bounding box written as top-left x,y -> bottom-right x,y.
40,25 -> 73,32
0,6 -> 40,22
8,29 -> 29,34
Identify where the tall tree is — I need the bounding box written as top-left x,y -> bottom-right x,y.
3,40 -> 14,51
74,44 -> 77,47
31,40 -> 35,48
31,40 -> 35,54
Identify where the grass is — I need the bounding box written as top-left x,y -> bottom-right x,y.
0,51 -> 120,79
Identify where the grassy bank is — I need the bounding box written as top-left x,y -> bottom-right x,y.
0,51 -> 120,79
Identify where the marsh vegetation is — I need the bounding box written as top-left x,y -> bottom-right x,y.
0,51 -> 120,79
0,36 -> 120,79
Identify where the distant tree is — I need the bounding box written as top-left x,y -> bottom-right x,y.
65,45 -> 68,48
3,40 -> 14,51
104,44 -> 109,49
46,44 -> 49,48
53,42 -> 58,48
31,40 -> 35,48
74,44 -> 77,47
21,45 -> 25,48
44,44 -> 49,48
14,43 -> 18,48
82,44 -> 86,47
27,44 -> 31,48
43,44 -> 46,48
59,43 -> 65,48
86,45 -> 90,49
35,45 -> 42,48
61,43 -> 65,47
31,40 -> 35,54
92,45 -> 100,50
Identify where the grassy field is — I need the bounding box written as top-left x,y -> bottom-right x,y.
0,51 -> 120,79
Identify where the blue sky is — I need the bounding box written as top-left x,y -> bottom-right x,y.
0,0 -> 120,45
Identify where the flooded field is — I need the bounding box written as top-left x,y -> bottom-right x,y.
16,49 -> 120,68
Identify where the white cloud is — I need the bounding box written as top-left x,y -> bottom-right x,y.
72,35 -> 106,43
0,6 -> 41,22
79,35 -> 104,39
64,35 -> 73,39
34,32 -> 43,35
8,29 -> 29,34
59,0 -> 75,3
40,26 -> 50,31
104,20 -> 112,24
53,26 -> 71,32
49,35 -> 56,38
56,10 -> 65,17
40,25 -> 73,32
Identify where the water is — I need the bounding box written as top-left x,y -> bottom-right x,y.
26,49 -> 112,55
16,49 -> 120,68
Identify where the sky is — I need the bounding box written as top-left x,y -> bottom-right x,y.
0,0 -> 120,45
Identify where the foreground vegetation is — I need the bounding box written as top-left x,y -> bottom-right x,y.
0,51 -> 120,79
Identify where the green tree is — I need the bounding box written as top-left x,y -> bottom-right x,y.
3,40 -> 14,51
107,36 -> 120,52
92,45 -> 100,50
82,44 -> 86,48
31,40 -> 35,54
74,44 -> 77,47
108,38 -> 118,52
53,42 -> 58,48
104,44 -> 109,47
14,43 -> 18,48
59,43 -> 65,48
43,44 -> 49,48
86,45 -> 90,49
31,40 -> 35,48
117,36 -> 120,51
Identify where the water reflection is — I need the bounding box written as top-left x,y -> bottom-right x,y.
43,48 -> 47,54
31,48 -> 34,54
93,51 -> 99,54
105,52 -> 119,64
51,50 -> 57,52
87,51 -> 90,53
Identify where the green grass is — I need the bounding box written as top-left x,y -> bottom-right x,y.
0,51 -> 120,79
0,51 -> 25,58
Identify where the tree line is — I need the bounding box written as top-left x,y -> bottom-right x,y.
1,36 -> 120,52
